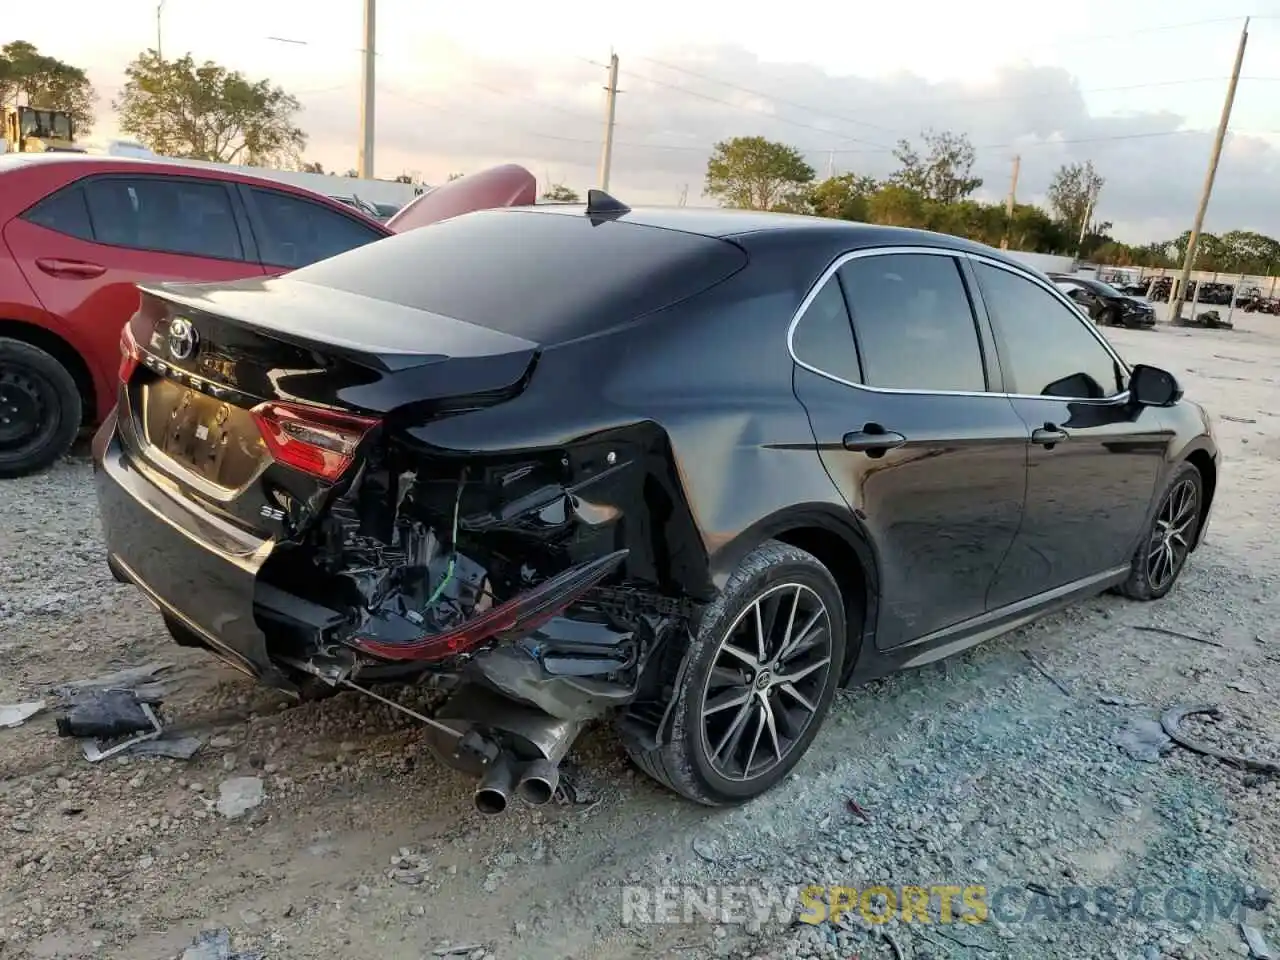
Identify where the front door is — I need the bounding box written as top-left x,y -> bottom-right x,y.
969,259 -> 1171,607
791,249 -> 1029,649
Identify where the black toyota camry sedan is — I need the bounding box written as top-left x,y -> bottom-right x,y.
1050,273 -> 1158,328
93,193 -> 1218,811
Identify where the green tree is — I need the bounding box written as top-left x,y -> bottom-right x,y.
540,183 -> 580,202
808,173 -> 878,221
704,136 -> 815,211
447,172 -> 466,181
0,41 -> 97,133
890,129 -> 982,203
394,173 -> 414,184
298,160 -> 326,174
1046,161 -> 1105,239
115,50 -> 305,165
865,184 -> 928,228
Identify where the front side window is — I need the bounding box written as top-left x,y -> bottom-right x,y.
838,253 -> 986,393
83,177 -> 244,260
791,275 -> 863,384
248,188 -> 384,268
975,262 -> 1126,399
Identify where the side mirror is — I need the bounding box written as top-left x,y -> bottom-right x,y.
1129,364 -> 1182,407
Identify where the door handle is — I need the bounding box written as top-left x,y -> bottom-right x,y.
843,423 -> 907,456
1032,423 -> 1069,448
35,258 -> 106,279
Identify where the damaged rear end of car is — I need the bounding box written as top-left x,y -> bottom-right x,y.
94,206 -> 748,812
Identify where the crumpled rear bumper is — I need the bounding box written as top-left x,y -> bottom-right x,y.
94,416 -> 289,688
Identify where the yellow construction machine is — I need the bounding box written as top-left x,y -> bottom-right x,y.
1,105 -> 85,153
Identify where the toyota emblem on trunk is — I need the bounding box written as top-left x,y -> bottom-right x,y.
168,318 -> 198,360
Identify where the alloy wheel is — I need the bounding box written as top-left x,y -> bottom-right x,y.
1147,477 -> 1198,591
699,582 -> 833,782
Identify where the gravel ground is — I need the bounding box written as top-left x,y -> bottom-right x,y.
2,315 -> 1278,960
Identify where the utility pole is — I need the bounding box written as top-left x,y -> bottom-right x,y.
1075,185 -> 1097,258
1000,154 -> 1020,250
156,1 -> 165,59
598,52 -> 620,191
357,0 -> 376,180
1168,16 -> 1249,322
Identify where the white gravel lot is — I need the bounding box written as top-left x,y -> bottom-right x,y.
1,313 -> 1277,960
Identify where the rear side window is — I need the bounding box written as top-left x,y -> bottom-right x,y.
248,188 -> 384,268
289,209 -> 749,344
22,186 -> 94,241
83,177 -> 244,260
838,253 -> 986,393
791,276 -> 862,383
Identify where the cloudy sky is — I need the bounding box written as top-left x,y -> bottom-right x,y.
10,0 -> 1280,243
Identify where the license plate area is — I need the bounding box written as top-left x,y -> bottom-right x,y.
139,378 -> 266,491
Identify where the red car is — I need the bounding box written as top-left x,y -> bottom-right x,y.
0,155 -> 536,477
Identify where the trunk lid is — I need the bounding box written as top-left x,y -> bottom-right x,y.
117,275 -> 539,537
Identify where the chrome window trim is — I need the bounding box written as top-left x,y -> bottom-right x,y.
786,245 -> 1132,403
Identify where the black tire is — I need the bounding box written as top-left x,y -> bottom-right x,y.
622,540 -> 847,805
1099,307 -> 1118,327
0,337 -> 82,479
1116,461 -> 1204,601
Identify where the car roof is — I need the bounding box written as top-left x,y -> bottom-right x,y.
498,203 -> 1030,265
0,153 -> 389,229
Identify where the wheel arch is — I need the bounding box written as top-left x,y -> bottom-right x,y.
1182,446 -> 1217,550
707,503 -> 880,684
0,318 -> 98,425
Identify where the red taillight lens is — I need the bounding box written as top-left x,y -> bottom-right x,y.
250,401 -> 380,482
118,323 -> 140,384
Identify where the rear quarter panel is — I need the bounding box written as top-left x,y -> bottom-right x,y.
403,251 -> 852,602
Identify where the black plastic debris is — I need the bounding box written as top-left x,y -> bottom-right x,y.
55,689 -> 155,739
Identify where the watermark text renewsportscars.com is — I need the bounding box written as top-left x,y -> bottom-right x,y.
620,883 -> 1270,927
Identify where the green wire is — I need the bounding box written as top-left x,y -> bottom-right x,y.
424,473 -> 464,609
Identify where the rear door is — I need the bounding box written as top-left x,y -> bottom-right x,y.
970,257 -> 1170,605
237,185 -> 387,273
791,248 -> 1029,649
4,174 -> 265,395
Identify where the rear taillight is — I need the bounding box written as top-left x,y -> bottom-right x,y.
118,323 -> 140,383
251,401 -> 380,482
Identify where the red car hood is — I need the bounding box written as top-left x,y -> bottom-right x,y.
389,164 -> 537,232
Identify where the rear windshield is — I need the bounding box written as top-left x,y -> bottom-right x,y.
288,209 -> 748,344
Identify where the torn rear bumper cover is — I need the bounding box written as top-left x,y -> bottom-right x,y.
99,432 -> 633,691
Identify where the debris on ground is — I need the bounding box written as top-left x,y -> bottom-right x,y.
1241,922 -> 1277,960
56,688 -> 157,739
1114,717 -> 1175,762
0,700 -> 45,728
180,928 -> 263,960
54,660 -> 174,700
1162,703 -> 1280,775
215,776 -> 266,819
1132,624 -> 1224,646
1021,649 -> 1072,695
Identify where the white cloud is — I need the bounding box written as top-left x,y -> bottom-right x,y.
285,45 -> 1280,244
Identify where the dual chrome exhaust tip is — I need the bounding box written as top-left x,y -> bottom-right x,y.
474,754 -> 561,815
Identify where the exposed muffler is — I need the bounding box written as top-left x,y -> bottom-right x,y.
427,683 -> 584,813
474,753 -> 520,815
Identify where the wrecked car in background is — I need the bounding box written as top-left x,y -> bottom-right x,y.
93,195 -> 1219,811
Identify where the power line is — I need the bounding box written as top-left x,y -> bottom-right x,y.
617,65 -> 895,148
634,56 -> 898,135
